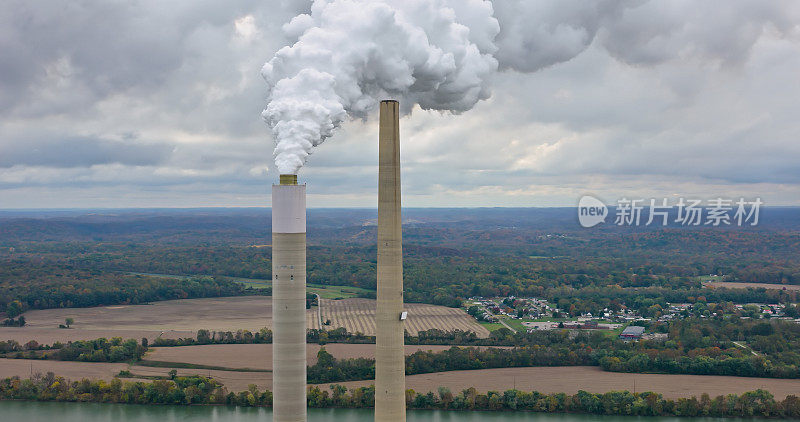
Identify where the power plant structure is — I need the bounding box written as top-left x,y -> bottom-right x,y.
375,99 -> 406,422
269,101 -> 403,422
272,173 -> 307,422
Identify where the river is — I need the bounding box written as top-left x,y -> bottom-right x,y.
0,401 -> 753,421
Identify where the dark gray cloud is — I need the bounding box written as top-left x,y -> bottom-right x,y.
0,0 -> 307,117
0,136 -> 172,168
492,0 -> 800,71
492,0 -> 633,72
0,0 -> 798,207
599,1 -> 800,66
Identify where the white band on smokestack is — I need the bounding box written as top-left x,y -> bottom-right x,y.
272,184 -> 306,233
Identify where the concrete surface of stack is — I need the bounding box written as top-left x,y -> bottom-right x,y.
272,173 -> 307,422
375,100 -> 406,422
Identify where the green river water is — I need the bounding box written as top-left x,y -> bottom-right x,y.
0,401 -> 757,421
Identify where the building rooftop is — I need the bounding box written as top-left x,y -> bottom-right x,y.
620,326 -> 645,336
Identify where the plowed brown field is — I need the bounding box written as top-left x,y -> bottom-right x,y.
4,359 -> 799,399
145,343 -> 468,370
1,296 -> 485,345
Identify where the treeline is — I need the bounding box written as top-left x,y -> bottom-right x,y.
151,328 -> 377,347
600,353 -> 800,378
152,328 -> 273,346
3,373 -> 800,418
1,316 -> 25,327
0,373 -> 237,405
401,387 -> 798,418
1,338 -> 146,363
306,344 -> 596,384
597,318 -> 800,379
0,265 -> 258,314
9,318 -> 800,382
148,327 -> 594,348
305,319 -> 800,383
53,338 -> 146,362
145,318 -> 800,381
308,348 -> 374,383
6,217 -> 800,315
546,285 -> 800,316
53,224 -> 800,290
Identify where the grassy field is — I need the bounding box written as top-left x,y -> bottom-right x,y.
129,271 -> 374,299
703,280 -> 800,291
500,318 -> 526,332
309,284 -> 373,299
233,279 -> 373,299
695,275 -> 800,291
485,316 -> 629,337
477,322 -> 506,332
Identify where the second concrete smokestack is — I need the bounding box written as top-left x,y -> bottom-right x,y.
272,175 -> 306,422
375,100 -> 405,422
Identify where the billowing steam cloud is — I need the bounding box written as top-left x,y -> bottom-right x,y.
262,0 -> 500,174
263,0 -> 795,174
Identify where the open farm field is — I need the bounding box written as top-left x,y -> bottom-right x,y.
0,359 -> 130,382
320,298 -> 489,337
0,296 -> 486,345
320,366 -> 800,400
705,281 -> 800,291
0,328 -> 195,345
16,297 -> 281,332
0,358 -> 269,392
144,343 -> 470,370
5,358 -> 800,399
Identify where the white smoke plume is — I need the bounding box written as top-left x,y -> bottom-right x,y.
262,0 -> 499,174
263,0 -> 795,174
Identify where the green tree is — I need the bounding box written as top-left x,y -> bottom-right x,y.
197,329 -> 211,343
6,300 -> 23,318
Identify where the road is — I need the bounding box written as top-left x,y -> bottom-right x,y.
497,317 -> 517,333
732,341 -> 759,356
314,293 -> 322,328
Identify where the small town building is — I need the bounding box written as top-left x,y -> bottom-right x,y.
620,325 -> 645,339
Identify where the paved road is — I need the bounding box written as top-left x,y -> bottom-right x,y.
733,341 -> 759,356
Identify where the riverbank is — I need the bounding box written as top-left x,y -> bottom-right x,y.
4,357 -> 800,399
1,374 -> 798,418
2,400 -> 771,422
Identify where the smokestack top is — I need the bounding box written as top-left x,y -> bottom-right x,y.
381,99 -> 398,104
279,174 -> 298,185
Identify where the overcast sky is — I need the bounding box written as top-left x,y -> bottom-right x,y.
1,0 -> 799,208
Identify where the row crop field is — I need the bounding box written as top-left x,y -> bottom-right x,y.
320,298 -> 489,337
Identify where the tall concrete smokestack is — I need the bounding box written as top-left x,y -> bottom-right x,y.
272,174 -> 306,422
375,100 -> 405,422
